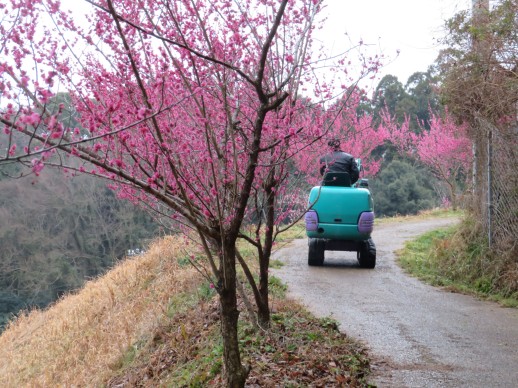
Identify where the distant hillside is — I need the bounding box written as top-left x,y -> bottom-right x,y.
0,168 -> 160,330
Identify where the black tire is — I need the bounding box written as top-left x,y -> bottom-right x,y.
357,238 -> 376,269
308,238 -> 325,266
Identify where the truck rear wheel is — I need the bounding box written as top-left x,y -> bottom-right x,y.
308,238 -> 325,266
358,238 -> 376,268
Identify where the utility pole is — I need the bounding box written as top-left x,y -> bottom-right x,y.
472,0 -> 492,246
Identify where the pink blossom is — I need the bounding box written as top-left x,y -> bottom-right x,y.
31,159 -> 44,176
38,89 -> 54,103
50,130 -> 63,139
20,112 -> 40,126
20,75 -> 29,87
137,107 -> 147,120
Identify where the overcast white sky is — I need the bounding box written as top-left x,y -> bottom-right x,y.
314,0 -> 473,88
62,1 -> 474,94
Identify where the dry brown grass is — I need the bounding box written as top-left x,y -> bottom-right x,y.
0,236 -> 202,387
0,229 -> 375,387
375,208 -> 462,225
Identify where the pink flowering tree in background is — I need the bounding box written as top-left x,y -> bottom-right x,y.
415,111 -> 472,210
293,89 -> 390,186
325,91 -> 390,178
244,89 -> 388,327
0,0 -> 383,384
385,109 -> 473,210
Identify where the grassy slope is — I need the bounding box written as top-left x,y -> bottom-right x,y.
0,236 -> 204,386
397,211 -> 518,308
0,228 -> 371,387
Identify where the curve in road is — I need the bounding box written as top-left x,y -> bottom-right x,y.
273,217 -> 518,388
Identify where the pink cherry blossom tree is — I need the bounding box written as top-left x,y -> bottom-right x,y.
416,111 -> 472,210
0,0 -> 383,384
385,109 -> 473,210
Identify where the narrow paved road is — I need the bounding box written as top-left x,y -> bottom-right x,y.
273,218 -> 518,387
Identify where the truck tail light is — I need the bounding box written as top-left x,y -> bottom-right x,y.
305,210 -> 319,232
358,212 -> 374,234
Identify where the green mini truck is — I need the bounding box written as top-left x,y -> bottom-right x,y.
304,167 -> 376,268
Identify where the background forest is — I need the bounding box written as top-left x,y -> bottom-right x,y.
0,168 -> 160,330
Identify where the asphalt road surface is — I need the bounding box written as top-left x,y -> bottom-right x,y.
273,217 -> 518,387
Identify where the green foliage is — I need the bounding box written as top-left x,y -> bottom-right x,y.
368,72 -> 444,218
372,75 -> 407,124
115,341 -> 144,370
166,291 -> 203,319
176,256 -> 192,268
437,0 -> 517,123
168,336 -> 224,386
0,292 -> 25,330
275,222 -> 306,242
398,227 -> 455,285
154,301 -> 371,386
318,316 -> 340,331
404,71 -> 441,130
239,307 -> 371,386
269,259 -> 284,269
370,159 -> 438,217
198,282 -> 217,301
372,71 -> 440,131
398,219 -> 518,307
268,275 -> 287,298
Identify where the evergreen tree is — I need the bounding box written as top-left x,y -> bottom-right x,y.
370,159 -> 437,217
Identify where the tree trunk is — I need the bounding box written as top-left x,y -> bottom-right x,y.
256,180 -> 276,328
450,181 -> 458,211
256,290 -> 270,329
218,240 -> 249,387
